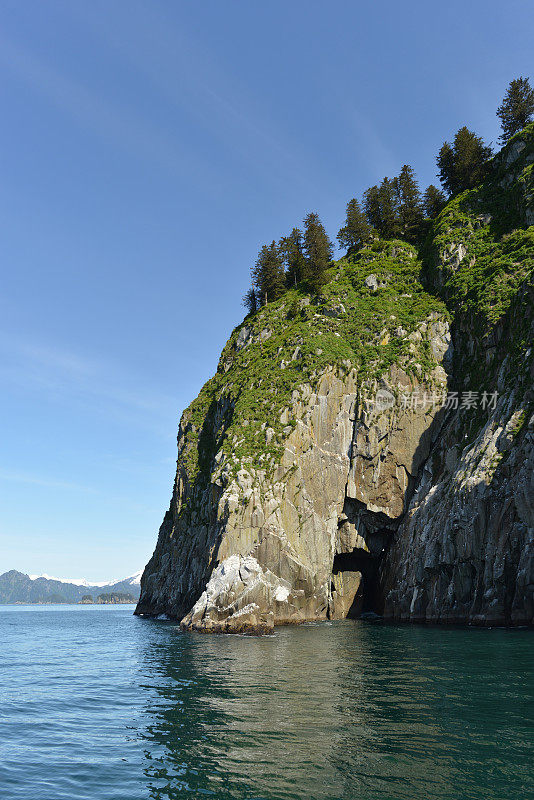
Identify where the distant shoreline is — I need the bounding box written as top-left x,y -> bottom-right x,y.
0,601 -> 137,606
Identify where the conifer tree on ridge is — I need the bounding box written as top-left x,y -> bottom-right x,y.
363,179 -> 401,240
242,287 -> 258,315
394,165 -> 423,242
337,198 -> 371,252
279,228 -> 306,288
437,127 -> 492,195
302,212 -> 334,293
423,185 -> 447,219
251,241 -> 285,305
497,76 -> 534,144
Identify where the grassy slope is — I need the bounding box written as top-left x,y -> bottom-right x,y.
176,123 -> 534,503
423,122 -> 534,391
425,123 -> 533,323
181,240 -> 447,484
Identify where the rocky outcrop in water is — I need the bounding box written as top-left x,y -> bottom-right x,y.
136,125 -> 534,631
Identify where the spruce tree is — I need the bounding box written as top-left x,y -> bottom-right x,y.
436,141 -> 456,195
362,184 -> 381,232
302,212 -> 334,292
242,287 -> 258,315
378,178 -> 401,239
337,198 -> 371,251
363,179 -> 400,239
279,228 -> 306,287
251,241 -> 285,305
423,185 -> 446,218
497,77 -> 534,143
453,127 -> 492,192
394,165 -> 423,242
437,127 -> 492,195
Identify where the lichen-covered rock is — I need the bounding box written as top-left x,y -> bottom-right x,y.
380,123 -> 534,626
382,251 -> 534,627
382,395 -> 534,626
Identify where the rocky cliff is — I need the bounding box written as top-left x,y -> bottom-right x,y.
382,127 -> 534,625
136,125 -> 534,631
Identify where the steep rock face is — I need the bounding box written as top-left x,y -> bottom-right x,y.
137,242 -> 451,630
137,125 -> 534,631
381,124 -> 534,625
382,386 -> 533,625
138,346 -> 450,631
383,294 -> 534,622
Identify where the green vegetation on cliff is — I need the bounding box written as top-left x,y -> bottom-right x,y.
497,76 -> 534,144
173,88 -> 533,520
180,239 -> 447,485
139,79 -> 534,632
242,77 -> 533,315
424,123 -> 534,327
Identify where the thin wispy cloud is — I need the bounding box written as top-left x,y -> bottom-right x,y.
0,468 -> 95,492
318,65 -> 400,184
65,0 -> 326,194
0,331 -> 176,424
0,468 -> 162,520
8,340 -> 98,378
0,31 -> 213,187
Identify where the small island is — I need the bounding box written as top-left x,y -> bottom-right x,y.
80,593 -> 137,605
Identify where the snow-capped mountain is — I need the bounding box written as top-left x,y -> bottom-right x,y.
0,570 -> 142,604
125,570 -> 143,586
27,570 -> 143,588
28,574 -> 112,587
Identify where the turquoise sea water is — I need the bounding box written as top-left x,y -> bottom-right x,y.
1,606 -> 532,800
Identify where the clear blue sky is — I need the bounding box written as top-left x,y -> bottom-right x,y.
0,0 -> 532,581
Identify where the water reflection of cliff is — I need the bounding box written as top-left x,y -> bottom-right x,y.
138,621 -> 364,798
136,620 -> 533,800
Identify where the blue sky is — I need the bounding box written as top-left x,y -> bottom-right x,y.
0,0 -> 532,581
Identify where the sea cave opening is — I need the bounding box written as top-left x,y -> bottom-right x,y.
331,530 -> 389,618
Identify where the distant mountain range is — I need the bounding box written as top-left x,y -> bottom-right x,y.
0,569 -> 142,604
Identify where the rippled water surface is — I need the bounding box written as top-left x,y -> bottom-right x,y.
1,606 -> 533,799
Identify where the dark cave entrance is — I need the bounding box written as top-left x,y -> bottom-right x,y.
331,529 -> 390,618
332,550 -> 379,617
